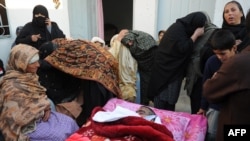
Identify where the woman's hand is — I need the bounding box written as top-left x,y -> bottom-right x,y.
197,108 -> 206,116
42,108 -> 51,121
191,27 -> 204,42
117,29 -> 128,41
235,39 -> 242,46
31,34 -> 41,42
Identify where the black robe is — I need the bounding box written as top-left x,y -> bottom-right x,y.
147,12 -> 206,99
121,30 -> 158,105
15,22 -> 65,49
37,42 -> 81,104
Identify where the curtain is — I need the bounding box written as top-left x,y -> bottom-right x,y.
96,0 -> 104,39
86,0 -> 104,39
68,0 -> 104,40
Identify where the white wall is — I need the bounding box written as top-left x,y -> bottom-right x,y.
157,0 -> 250,38
0,0 -> 70,65
157,0 -> 216,38
133,0 -> 158,37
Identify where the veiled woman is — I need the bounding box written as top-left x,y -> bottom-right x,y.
45,38 -> 122,126
120,29 -> 158,105
15,5 -> 65,49
148,12 -> 205,111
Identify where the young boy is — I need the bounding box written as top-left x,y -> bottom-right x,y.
203,25 -> 250,141
197,29 -> 237,141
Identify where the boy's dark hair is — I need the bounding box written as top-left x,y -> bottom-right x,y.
211,29 -> 235,50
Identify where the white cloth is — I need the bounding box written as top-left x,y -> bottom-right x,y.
92,106 -> 162,124
93,106 -> 140,122
29,53 -> 39,64
91,37 -> 105,47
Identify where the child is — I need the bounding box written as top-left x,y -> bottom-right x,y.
198,29 -> 237,141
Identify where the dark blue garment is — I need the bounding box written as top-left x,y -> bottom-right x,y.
201,55 -> 221,111
0,130 -> 5,141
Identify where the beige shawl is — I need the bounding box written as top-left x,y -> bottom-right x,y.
0,44 -> 50,141
109,35 -> 138,102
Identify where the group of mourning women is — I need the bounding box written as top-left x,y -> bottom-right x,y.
1,1 -> 250,141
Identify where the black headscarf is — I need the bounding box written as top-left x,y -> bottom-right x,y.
33,5 -> 49,18
246,9 -> 250,36
32,5 -> 49,27
39,41 -> 58,59
177,12 -> 206,36
237,9 -> 250,51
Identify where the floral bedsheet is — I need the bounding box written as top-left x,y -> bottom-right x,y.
102,98 -> 207,141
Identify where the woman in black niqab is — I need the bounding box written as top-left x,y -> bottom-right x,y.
15,4 -> 65,49
32,5 -> 49,27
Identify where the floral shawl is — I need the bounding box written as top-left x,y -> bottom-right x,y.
45,38 -> 121,97
0,44 -> 50,141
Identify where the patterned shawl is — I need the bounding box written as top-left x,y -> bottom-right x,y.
0,44 -> 50,141
121,30 -> 157,72
45,38 -> 121,97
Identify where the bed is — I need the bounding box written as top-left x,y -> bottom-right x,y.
66,98 -> 207,141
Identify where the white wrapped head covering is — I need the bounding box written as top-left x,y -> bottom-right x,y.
91,37 -> 105,47
29,53 -> 39,64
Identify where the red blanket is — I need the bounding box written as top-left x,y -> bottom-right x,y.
67,107 -> 174,141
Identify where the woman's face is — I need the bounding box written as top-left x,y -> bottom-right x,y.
26,61 -> 40,73
158,32 -> 165,42
223,3 -> 243,25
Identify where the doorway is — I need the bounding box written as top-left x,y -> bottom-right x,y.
102,0 -> 133,46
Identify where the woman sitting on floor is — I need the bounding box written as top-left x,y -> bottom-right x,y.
0,44 -> 79,141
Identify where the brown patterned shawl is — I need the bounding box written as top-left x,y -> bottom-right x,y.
45,38 -> 121,98
0,44 -> 50,141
